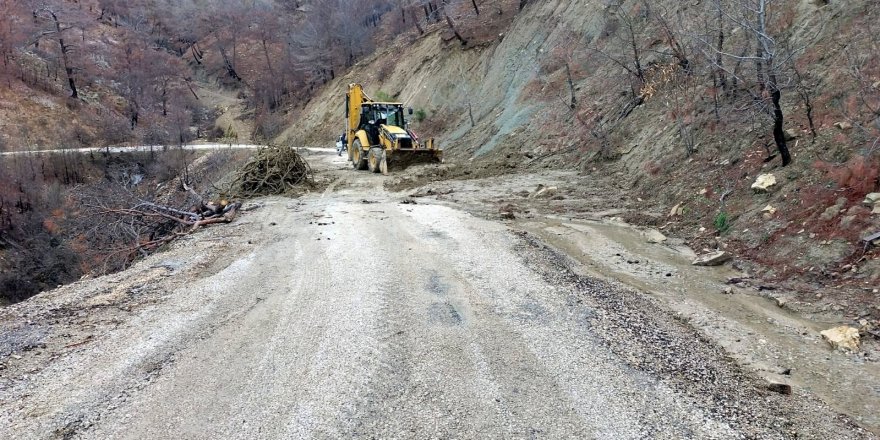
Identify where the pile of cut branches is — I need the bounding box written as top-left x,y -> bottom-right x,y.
76,180 -> 245,273
226,146 -> 312,198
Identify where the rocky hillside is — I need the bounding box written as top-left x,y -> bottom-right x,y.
284,0 -> 880,315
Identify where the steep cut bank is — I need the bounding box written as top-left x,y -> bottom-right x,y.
286,0 -> 879,321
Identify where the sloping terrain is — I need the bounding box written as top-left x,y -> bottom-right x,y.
1,0 -> 879,437
284,0 -> 879,321
0,152 -> 874,439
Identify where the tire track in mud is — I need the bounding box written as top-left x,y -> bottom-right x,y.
352,203 -> 594,438
402,204 -> 747,438
333,201 -> 424,437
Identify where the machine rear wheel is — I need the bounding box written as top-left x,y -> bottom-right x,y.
352,140 -> 368,170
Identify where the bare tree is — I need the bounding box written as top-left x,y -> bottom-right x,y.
0,2 -> 29,76
32,6 -> 83,99
697,0 -> 797,165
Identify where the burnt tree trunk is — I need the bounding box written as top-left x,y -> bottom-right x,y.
40,9 -> 79,99
445,15 -> 467,46
219,47 -> 242,81
565,62 -> 577,109
769,74 -> 791,166
715,2 -> 727,92
412,10 -> 424,34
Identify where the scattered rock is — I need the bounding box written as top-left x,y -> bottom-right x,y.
834,121 -> 853,130
864,193 -> 880,215
819,197 -> 846,221
411,187 -> 454,198
669,202 -> 684,217
751,174 -> 777,192
721,286 -> 734,294
819,205 -> 841,221
767,382 -> 793,395
839,215 -> 857,229
499,204 -> 517,220
762,205 -> 777,215
401,198 -> 417,205
530,185 -> 558,199
693,251 -> 733,266
644,229 -> 667,244
783,129 -> 799,141
726,276 -> 752,285
820,326 -> 860,351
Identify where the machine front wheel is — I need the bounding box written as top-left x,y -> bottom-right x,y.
352,140 -> 368,170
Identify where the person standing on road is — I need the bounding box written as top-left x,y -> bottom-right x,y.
336,132 -> 347,156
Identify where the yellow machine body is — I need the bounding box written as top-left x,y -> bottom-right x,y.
345,83 -> 442,173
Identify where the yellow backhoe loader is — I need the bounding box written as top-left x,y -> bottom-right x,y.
345,83 -> 442,174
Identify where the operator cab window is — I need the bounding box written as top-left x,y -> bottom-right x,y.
380,106 -> 404,127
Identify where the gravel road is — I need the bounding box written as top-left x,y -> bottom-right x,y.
0,154 -> 874,439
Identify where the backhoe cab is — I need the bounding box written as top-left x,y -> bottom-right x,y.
345,83 -> 442,174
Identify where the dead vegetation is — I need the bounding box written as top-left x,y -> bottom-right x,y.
75,147 -> 314,276
223,146 -> 313,198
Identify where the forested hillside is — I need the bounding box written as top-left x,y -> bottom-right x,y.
0,0 -> 445,302
0,0 -> 407,148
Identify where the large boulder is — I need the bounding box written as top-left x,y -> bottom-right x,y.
751,174 -> 777,192
644,229 -> 667,244
530,184 -> 558,199
692,251 -> 733,266
819,197 -> 847,222
820,326 -> 860,351
864,193 -> 880,214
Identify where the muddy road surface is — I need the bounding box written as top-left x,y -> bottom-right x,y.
0,151 -> 875,439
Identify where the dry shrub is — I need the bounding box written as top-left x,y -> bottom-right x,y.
814,155 -> 880,196
225,146 -> 313,198
643,160 -> 662,176
377,62 -> 395,82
